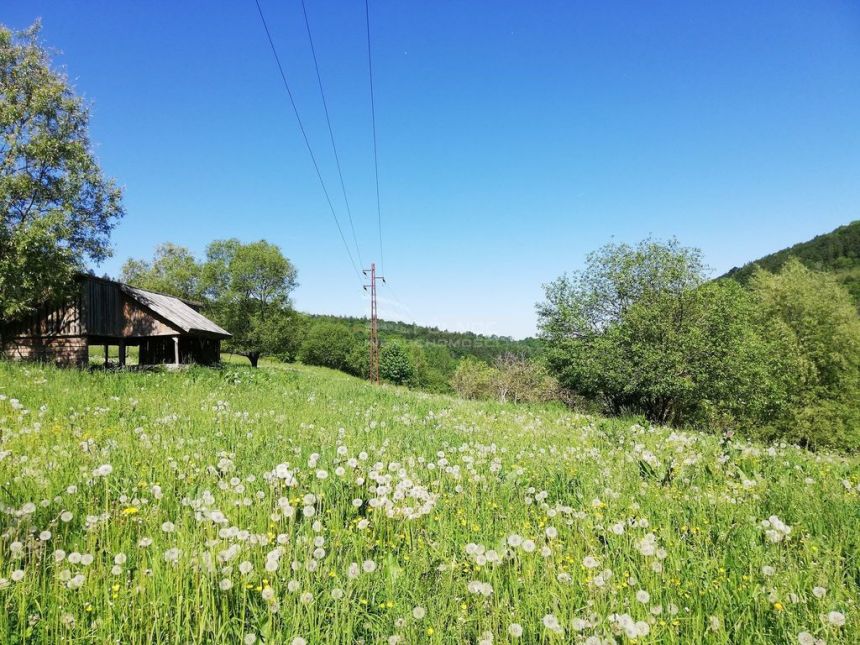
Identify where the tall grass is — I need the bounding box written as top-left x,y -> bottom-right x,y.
0,361 -> 857,643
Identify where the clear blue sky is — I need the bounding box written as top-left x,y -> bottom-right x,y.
5,1 -> 860,338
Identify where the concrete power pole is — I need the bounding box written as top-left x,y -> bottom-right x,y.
363,262 -> 385,384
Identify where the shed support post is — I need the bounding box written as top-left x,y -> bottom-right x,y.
118,341 -> 126,367
103,343 -> 109,366
173,336 -> 180,365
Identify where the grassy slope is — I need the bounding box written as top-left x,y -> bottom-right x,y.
723,220 -> 860,305
0,361 -> 858,643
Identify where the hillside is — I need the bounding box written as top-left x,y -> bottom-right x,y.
1,360 -> 857,642
724,220 -> 860,303
303,313 -> 544,362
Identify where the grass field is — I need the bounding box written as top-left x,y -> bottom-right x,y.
0,361 -> 858,643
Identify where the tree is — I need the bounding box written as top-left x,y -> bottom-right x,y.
379,341 -> 414,385
537,238 -> 706,340
0,23 -> 124,318
121,243 -> 202,300
748,259 -> 860,449
298,321 -> 357,372
203,239 -> 298,367
451,357 -> 497,400
538,239 -> 797,428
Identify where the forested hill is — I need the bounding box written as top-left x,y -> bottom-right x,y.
724,220 -> 860,304
301,313 -> 544,362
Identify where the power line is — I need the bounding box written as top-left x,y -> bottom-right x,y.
252,0 -> 362,284
364,0 -> 385,274
300,0 -> 363,268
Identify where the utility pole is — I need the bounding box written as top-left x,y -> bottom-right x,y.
363,262 -> 385,384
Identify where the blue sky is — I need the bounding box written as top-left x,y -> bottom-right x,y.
5,1 -> 860,338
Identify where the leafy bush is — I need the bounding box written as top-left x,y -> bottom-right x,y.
298,322 -> 358,372
749,259 -> 860,450
537,239 -> 860,449
379,341 -> 415,385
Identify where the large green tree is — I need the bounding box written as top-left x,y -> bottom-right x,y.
538,239 -> 798,429
202,239 -> 298,367
121,243 -> 203,300
749,259 -> 860,449
0,23 -> 124,318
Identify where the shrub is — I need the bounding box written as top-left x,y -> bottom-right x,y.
298,322 -> 358,372
379,341 -> 415,385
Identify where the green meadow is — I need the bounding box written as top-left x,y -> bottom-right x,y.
0,360 -> 857,643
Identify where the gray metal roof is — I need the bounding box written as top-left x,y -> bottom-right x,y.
121,285 -> 231,338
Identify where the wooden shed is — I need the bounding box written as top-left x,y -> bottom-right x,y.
0,275 -> 231,367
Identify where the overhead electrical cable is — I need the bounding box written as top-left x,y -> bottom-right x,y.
300,0 -> 363,268
253,0 -> 362,284
364,0 -> 385,274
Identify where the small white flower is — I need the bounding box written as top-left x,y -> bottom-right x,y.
412,606 -> 426,620
508,623 -> 523,638
826,611 -> 845,627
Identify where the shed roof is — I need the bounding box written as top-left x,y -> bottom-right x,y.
120,284 -> 231,338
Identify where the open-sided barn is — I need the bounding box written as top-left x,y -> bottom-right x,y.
0,275 -> 230,367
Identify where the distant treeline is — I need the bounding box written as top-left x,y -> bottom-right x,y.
303,314 -> 543,362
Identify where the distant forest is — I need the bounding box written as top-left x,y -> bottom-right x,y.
302,314 -> 544,363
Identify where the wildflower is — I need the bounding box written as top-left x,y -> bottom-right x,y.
122,506 -> 139,515
244,635 -> 257,645
812,586 -> 826,598
542,614 -> 563,634
11,569 -> 24,582
709,616 -> 722,632
582,555 -> 600,569
826,611 -> 845,627
93,464 -> 113,477
39,530 -> 51,541
412,606 -> 426,620
60,511 -> 73,523
161,521 -> 175,533
219,579 -> 233,591
508,623 -> 523,638
362,559 -> 377,573
163,547 -> 181,564
636,589 -> 650,603
291,638 -> 307,645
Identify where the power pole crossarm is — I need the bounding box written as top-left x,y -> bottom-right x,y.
363,262 -> 384,385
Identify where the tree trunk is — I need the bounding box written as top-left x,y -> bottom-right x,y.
247,352 -> 260,368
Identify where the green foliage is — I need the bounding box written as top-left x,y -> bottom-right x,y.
304,313 -> 543,363
451,356 -> 496,400
725,220 -> 860,307
749,259 -> 860,450
452,354 -> 560,404
379,341 -> 415,385
122,239 -> 299,367
120,243 -> 203,300
539,240 -> 800,430
298,322 -> 358,372
0,23 -> 124,318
